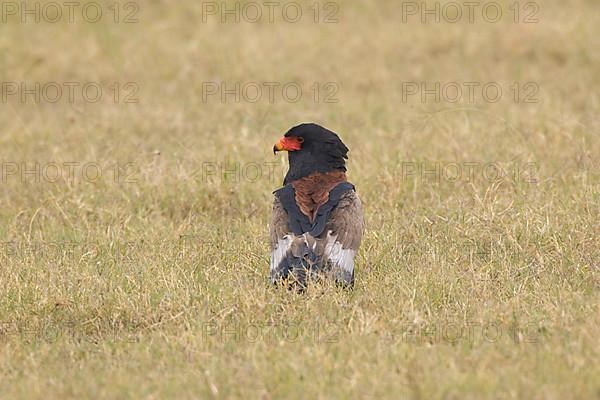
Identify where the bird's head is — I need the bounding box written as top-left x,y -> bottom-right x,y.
273,123 -> 349,185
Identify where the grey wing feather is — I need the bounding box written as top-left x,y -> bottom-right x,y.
317,190 -> 364,284
324,190 -> 364,250
270,197 -> 293,277
270,196 -> 289,249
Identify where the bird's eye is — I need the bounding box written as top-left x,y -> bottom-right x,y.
297,137 -> 304,143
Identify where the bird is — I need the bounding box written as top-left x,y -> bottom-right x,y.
269,123 -> 364,288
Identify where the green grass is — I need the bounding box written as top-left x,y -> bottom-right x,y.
0,0 -> 599,398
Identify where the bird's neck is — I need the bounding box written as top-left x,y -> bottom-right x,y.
284,151 -> 346,185
290,171 -> 347,222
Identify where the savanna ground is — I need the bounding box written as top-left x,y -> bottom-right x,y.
0,0 -> 599,398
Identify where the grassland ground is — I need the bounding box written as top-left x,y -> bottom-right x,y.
0,0 -> 599,398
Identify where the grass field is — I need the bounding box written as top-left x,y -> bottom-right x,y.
0,0 -> 599,398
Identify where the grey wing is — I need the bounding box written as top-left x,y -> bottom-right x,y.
318,190 -> 364,285
270,196 -> 292,280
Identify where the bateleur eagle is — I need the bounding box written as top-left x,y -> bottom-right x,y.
270,123 -> 364,288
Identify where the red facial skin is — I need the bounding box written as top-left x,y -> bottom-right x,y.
275,136 -> 303,152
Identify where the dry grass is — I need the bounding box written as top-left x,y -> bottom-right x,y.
0,0 -> 599,398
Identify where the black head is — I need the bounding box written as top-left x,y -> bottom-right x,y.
273,123 -> 349,185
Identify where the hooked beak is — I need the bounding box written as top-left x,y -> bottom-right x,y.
273,136 -> 303,154
273,139 -> 285,154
